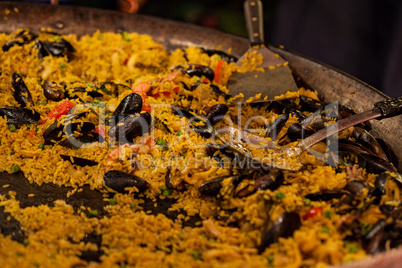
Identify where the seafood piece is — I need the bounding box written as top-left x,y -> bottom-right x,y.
42,80 -> 66,101
265,114 -> 289,140
11,73 -> 34,107
165,166 -> 187,192
58,132 -> 104,149
299,95 -> 323,112
352,127 -> 388,162
35,39 -> 76,60
108,112 -> 151,143
113,93 -> 143,116
59,155 -> 98,167
204,104 -> 228,125
286,123 -> 315,141
198,176 -> 242,197
0,107 -> 40,124
202,49 -> 238,63
305,190 -> 350,202
2,29 -> 37,52
362,219 -> 386,254
260,212 -> 301,252
171,64 -> 214,82
103,170 -> 149,193
376,138 -> 399,168
43,121 -> 95,145
236,171 -> 284,197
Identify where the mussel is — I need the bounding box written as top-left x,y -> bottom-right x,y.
108,112 -> 151,143
104,170 -> 149,193
259,212 -> 301,253
0,107 -> 40,124
171,64 -> 214,82
2,29 -> 37,52
42,80 -> 66,101
11,73 -> 34,107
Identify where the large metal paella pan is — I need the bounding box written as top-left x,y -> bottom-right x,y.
0,2 -> 401,267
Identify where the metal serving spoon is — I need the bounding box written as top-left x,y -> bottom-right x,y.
227,0 -> 298,101
215,96 -> 402,171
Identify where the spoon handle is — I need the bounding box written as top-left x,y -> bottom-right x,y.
244,0 -> 264,46
298,96 -> 402,151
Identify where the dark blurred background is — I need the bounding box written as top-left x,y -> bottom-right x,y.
11,0 -> 402,97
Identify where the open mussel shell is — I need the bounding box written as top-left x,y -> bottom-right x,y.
259,212 -> 301,253
11,73 -> 34,107
103,170 -> 149,193
108,112 -> 151,143
59,155 -> 98,167
43,121 -> 95,145
42,80 -> 66,101
0,106 -> 40,124
113,93 -> 143,116
171,64 -> 214,81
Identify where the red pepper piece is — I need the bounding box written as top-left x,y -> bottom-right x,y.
38,100 -> 74,124
302,207 -> 323,220
93,126 -> 106,137
214,59 -> 224,83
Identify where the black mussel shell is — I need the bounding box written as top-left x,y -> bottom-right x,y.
0,106 -> 40,124
42,80 -> 66,101
260,212 -> 301,253
104,170 -> 149,193
11,73 -> 34,107
108,112 -> 151,143
59,155 -> 98,167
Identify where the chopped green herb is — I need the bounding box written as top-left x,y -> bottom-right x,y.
26,124 -> 32,129
201,234 -> 207,238
348,244 -> 357,253
157,139 -> 166,146
189,250 -> 201,260
209,239 -> 216,243
162,110 -> 168,114
53,35 -> 60,42
8,124 -> 16,132
38,99 -> 47,105
38,143 -> 45,150
11,165 -> 20,173
109,198 -> 117,205
49,253 -> 56,259
321,227 -> 330,233
130,202 -> 136,209
60,62 -> 66,68
324,210 -> 332,218
268,254 -> 274,265
215,55 -> 221,60
361,222 -> 371,236
105,110 -> 111,115
86,83 -> 93,88
99,102 -> 106,108
88,210 -> 98,218
122,31 -> 131,42
93,100 -> 100,105
159,185 -> 167,191
100,85 -> 110,93
23,239 -> 30,247
98,34 -> 103,40
275,191 -> 285,199
16,252 -> 23,257
176,130 -> 183,136
11,103 -> 16,107
195,77 -> 201,82
31,262 -> 40,268
178,234 -> 184,240
179,152 -> 185,157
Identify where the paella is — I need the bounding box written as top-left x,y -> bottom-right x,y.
0,28 -> 401,268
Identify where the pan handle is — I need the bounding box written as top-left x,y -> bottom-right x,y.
244,0 -> 265,46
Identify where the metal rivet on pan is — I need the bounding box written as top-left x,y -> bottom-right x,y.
250,2 -> 256,6
55,21 -> 65,29
253,33 -> 259,37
